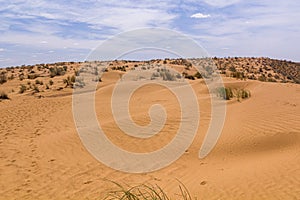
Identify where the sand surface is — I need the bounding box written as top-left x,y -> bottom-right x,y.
0,75 -> 300,199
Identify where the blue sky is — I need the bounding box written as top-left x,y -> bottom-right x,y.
0,0 -> 299,67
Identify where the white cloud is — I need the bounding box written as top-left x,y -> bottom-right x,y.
190,13 -> 211,19
0,48 -> 4,51
203,0 -> 240,7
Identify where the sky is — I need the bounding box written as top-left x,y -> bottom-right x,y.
0,0 -> 299,67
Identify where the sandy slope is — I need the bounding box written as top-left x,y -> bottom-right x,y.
0,78 -> 299,199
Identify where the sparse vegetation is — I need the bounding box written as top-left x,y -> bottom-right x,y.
63,75 -> 76,88
103,181 -> 193,200
28,73 -> 37,79
35,79 -> 43,85
216,87 -> 233,100
49,66 -> 66,78
0,72 -> 7,84
217,87 -> 251,101
32,84 -> 40,93
194,71 -> 202,79
19,84 -> 27,94
237,89 -> 251,101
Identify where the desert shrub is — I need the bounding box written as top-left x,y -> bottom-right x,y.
63,75 -> 76,88
194,71 -> 202,79
74,70 -> 80,76
216,87 -> 233,100
258,75 -> 266,82
49,67 -> 66,77
19,73 -> 25,81
19,84 -> 27,94
185,75 -> 195,80
233,71 -> 245,80
93,77 -> 102,82
35,79 -> 43,85
0,72 -> 7,84
267,78 -> 276,82
8,74 -> 14,80
151,72 -> 160,78
103,181 -> 193,200
0,92 -> 9,100
229,66 -> 236,72
160,70 -> 176,81
74,77 -> 85,88
28,73 -> 37,79
49,80 -> 54,85
32,84 -> 39,93
63,65 -> 68,72
45,84 -> 50,89
237,89 -> 251,100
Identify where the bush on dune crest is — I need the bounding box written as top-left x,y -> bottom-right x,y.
103,181 -> 194,200
216,87 -> 251,101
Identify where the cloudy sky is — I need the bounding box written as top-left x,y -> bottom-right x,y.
0,0 -> 299,67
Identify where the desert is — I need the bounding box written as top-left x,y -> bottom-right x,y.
0,58 -> 299,199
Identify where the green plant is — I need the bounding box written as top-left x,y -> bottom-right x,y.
103,181 -> 193,200
63,75 -> 76,88
258,75 -> 266,82
19,84 -> 27,94
35,79 -> 43,85
49,66 -> 66,77
216,87 -> 233,100
0,72 -> 7,84
32,84 -> 39,93
49,79 -> 54,85
185,75 -> 195,80
237,89 -> 251,101
194,72 -> 202,79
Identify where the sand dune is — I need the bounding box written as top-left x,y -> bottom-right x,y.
0,63 -> 300,199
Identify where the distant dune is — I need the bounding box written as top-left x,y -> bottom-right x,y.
0,58 -> 299,199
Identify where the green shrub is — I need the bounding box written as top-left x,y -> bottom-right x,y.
19,84 -> 27,94
49,67 -> 66,78
160,70 -> 176,81
194,71 -> 202,79
63,75 -> 76,88
74,77 -> 85,88
49,79 -> 54,85
35,79 -> 43,85
237,89 -> 251,100
185,75 -> 195,80
258,75 -> 266,82
0,72 -> 7,84
216,87 -> 233,100
267,78 -> 276,82
32,84 -> 39,93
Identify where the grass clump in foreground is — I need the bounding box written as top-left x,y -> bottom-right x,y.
103,181 -> 194,200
